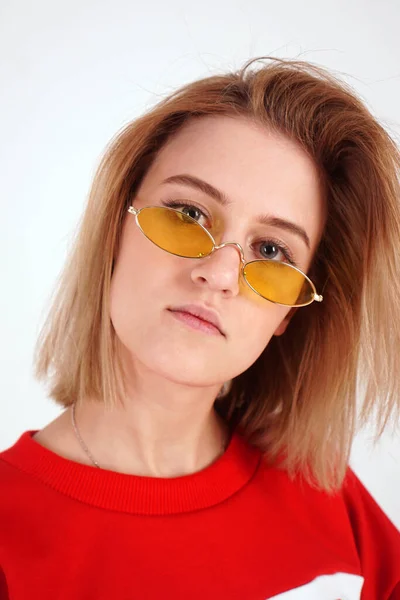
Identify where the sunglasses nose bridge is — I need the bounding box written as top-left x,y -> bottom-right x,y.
213,241 -> 246,266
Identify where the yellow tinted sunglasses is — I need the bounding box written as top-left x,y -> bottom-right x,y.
127,205 -> 323,308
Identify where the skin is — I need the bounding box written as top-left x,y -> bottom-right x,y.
34,115 -> 326,477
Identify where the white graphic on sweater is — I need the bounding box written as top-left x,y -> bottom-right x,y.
267,572 -> 364,599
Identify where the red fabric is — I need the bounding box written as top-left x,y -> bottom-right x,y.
0,430 -> 399,599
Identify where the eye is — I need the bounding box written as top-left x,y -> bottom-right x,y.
162,199 -> 210,226
255,238 -> 297,266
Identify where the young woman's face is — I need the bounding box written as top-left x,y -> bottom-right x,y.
110,115 -> 326,389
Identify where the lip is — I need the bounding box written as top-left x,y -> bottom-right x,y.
168,304 -> 224,336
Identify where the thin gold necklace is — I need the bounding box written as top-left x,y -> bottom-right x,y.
71,403 -> 100,468
71,403 -> 228,470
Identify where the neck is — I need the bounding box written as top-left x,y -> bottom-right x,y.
70,395 -> 230,478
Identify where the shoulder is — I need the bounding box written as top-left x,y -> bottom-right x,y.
31,408 -> 78,457
253,458 -> 400,598
0,432 -> 41,525
340,468 -> 400,598
340,467 -> 400,553
0,414 -> 77,495
340,467 -> 400,539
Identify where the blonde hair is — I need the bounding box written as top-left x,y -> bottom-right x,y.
33,57 -> 400,492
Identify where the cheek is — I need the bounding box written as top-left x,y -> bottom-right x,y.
109,233 -> 150,332
110,248 -> 159,323
229,304 -> 290,370
109,227 -> 185,350
114,221 -> 170,291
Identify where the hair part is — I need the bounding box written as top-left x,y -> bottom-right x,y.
33,56 -> 400,492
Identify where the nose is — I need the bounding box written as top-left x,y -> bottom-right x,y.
190,242 -> 244,297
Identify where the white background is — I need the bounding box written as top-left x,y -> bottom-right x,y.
0,0 -> 399,527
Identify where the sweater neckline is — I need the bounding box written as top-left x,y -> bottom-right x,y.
1,430 -> 261,515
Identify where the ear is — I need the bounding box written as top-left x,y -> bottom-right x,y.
273,307 -> 299,337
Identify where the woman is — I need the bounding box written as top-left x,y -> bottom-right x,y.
1,56 -> 399,599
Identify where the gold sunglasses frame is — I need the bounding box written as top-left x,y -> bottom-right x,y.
127,205 -> 323,308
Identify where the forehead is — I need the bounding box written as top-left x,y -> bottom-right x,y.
139,115 -> 326,251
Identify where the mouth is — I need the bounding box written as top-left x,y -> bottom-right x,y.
167,307 -> 224,336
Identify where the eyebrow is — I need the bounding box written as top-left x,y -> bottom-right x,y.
162,173 -> 311,250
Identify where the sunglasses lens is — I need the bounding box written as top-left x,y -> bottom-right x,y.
244,260 -> 315,306
137,207 -> 214,258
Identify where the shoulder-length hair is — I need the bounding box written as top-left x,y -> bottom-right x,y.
33,56 -> 400,492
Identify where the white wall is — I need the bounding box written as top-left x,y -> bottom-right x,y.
1,0 -> 399,527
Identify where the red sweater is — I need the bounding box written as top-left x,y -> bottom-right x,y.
0,430 -> 399,599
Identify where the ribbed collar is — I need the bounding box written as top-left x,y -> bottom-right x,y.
0,430 -> 261,515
